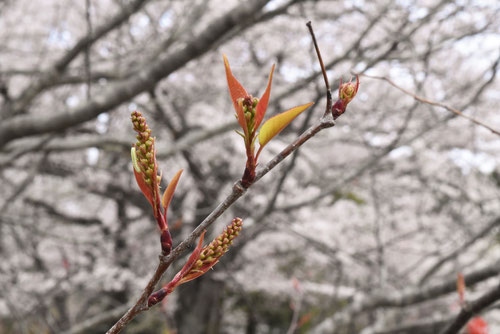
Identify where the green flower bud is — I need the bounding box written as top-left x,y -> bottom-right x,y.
252,97 -> 259,108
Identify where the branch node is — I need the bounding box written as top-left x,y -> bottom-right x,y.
320,114 -> 335,128
233,181 -> 245,194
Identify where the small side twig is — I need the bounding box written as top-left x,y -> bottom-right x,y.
286,278 -> 304,334
306,21 -> 332,115
361,73 -> 500,137
306,22 -> 330,91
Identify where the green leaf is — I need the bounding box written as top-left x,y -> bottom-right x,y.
258,102 -> 314,150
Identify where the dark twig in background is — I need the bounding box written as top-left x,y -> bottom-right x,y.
362,65 -> 500,137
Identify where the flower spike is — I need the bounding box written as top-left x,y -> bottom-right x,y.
148,218 -> 243,307
130,111 -> 183,255
131,111 -> 160,213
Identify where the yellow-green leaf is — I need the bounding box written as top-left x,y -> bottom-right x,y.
162,169 -> 183,211
258,102 -> 314,149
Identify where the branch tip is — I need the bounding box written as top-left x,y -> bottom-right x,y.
306,21 -> 332,116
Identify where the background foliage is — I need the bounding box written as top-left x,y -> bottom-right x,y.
0,0 -> 499,333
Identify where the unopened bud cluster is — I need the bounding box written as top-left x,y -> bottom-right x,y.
332,75 -> 359,119
131,111 -> 158,186
238,96 -> 259,134
339,81 -> 358,105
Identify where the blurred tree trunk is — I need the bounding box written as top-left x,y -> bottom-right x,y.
175,277 -> 225,334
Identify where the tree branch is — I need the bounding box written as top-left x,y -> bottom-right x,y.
0,0 -> 271,147
419,216 -> 500,285
313,260 -> 500,332
11,0 -> 150,113
440,282 -> 500,334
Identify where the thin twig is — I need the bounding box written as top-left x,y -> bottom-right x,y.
361,73 -> 500,137
306,21 -> 333,117
306,22 -> 330,95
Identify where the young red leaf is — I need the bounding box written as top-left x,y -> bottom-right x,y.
223,55 -> 248,136
162,169 -> 183,214
168,230 -> 206,288
457,273 -> 466,306
254,64 -> 275,132
133,168 -> 154,207
131,147 -> 154,209
257,102 -> 314,154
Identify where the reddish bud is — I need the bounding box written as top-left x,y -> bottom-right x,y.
332,75 -> 359,119
148,288 -> 168,307
339,75 -> 359,105
467,317 -> 488,334
160,229 -> 172,255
